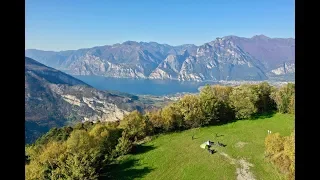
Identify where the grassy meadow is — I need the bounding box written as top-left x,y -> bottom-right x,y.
106,113 -> 294,180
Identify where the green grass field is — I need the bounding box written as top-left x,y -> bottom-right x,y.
106,113 -> 294,180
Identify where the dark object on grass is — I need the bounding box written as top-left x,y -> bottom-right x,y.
208,149 -> 216,154
192,135 -> 194,140
217,141 -> 227,147
215,133 -> 224,138
207,140 -> 214,146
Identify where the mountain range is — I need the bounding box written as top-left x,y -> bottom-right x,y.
25,35 -> 295,82
25,57 -> 149,143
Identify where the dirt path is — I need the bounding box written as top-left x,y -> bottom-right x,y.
220,152 -> 256,180
235,141 -> 248,149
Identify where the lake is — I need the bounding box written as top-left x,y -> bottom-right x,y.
73,76 -> 217,96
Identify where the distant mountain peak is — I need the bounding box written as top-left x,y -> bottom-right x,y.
122,41 -> 140,46
223,35 -> 239,39
252,34 -> 270,39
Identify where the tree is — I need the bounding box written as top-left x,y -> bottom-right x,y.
114,131 -> 133,156
161,103 -> 184,131
34,127 -> 71,146
199,85 -> 219,124
122,110 -> 148,141
25,141 -> 67,180
146,110 -> 164,133
211,85 -> 233,102
252,82 -> 277,113
230,85 -> 259,119
178,94 -> 207,128
89,124 -> 122,157
83,121 -> 94,130
62,130 -> 101,179
270,83 -> 295,113
288,95 -> 295,114
25,160 -> 47,180
211,85 -> 235,123
26,125 -> 123,180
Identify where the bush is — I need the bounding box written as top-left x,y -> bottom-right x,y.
265,133 -> 284,155
284,132 -> 295,179
265,132 -> 295,180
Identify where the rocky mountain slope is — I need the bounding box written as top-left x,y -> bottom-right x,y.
25,57 -> 147,143
25,35 -> 294,82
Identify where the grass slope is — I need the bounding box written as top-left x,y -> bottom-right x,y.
107,113 -> 294,180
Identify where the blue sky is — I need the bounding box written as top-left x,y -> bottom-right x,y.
26,0 -> 295,51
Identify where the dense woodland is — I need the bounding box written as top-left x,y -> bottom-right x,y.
25,82 -> 295,180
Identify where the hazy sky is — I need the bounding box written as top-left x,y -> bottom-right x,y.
26,0 -> 295,51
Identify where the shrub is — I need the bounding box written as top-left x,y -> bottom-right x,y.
265,133 -> 284,155
265,131 -> 295,180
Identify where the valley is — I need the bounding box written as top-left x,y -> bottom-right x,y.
25,1 -> 295,179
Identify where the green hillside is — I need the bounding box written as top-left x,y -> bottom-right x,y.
26,83 -> 295,180
108,113 -> 294,180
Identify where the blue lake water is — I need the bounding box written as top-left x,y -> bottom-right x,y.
73,76 -> 218,96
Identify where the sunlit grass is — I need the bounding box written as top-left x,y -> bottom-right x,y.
108,113 -> 294,180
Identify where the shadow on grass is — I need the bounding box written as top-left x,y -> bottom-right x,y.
99,144 -> 156,179
250,111 -> 276,120
100,158 -> 154,180
215,133 -> 224,138
130,144 -> 156,155
203,111 -> 277,130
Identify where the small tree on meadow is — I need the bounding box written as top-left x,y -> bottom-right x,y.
229,85 -> 259,119
252,82 -> 277,113
211,85 -> 235,123
270,83 -> 295,114
199,85 -> 219,124
122,110 -> 148,141
161,103 -> 184,131
178,94 -> 207,129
